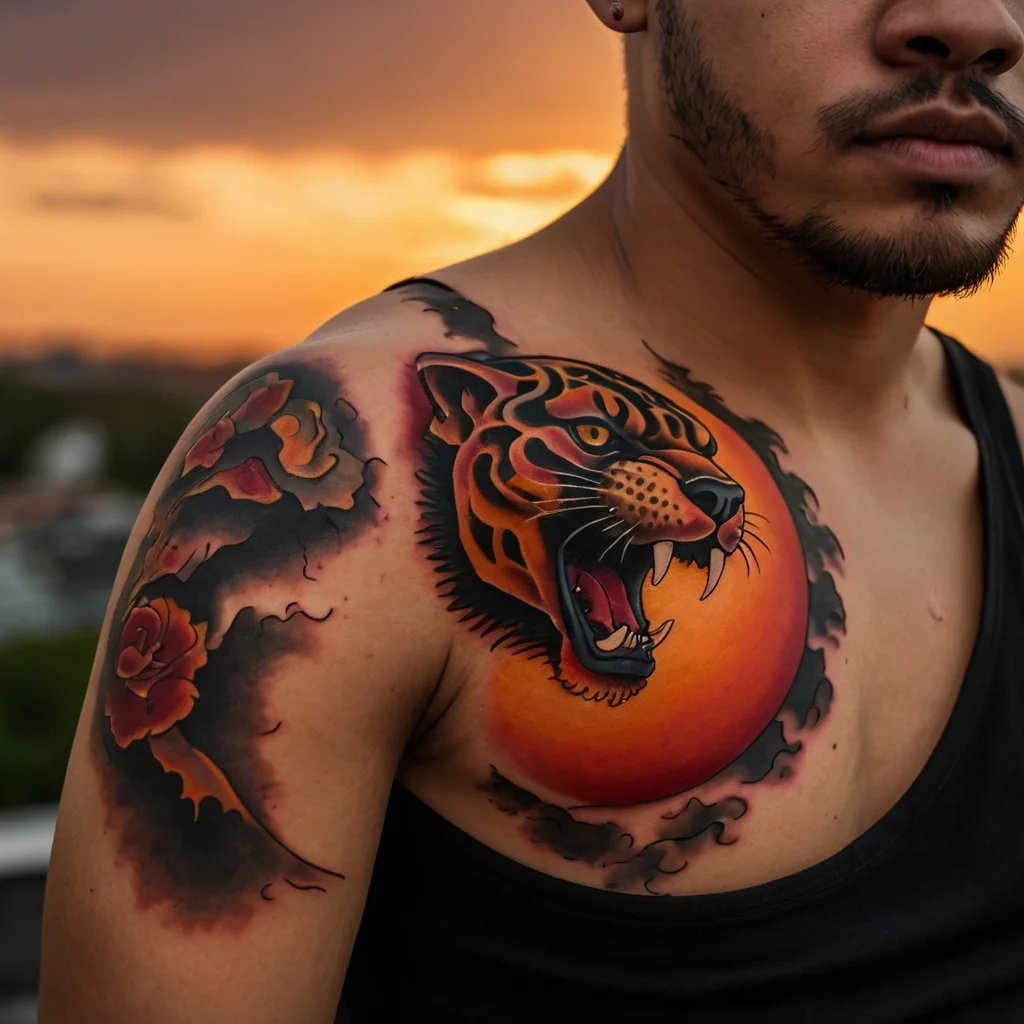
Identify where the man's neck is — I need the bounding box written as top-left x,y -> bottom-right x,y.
569,142 -> 938,429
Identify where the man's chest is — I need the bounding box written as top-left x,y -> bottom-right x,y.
399,344 -> 987,896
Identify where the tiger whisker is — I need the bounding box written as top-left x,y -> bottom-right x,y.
547,469 -> 603,486
597,522 -> 632,561
544,484 -> 603,494
532,493 -> 602,501
741,539 -> 762,574
530,504 -> 596,513
744,511 -> 771,523
598,522 -> 639,564
558,514 -> 622,547
620,529 -> 641,563
744,531 -> 772,554
601,517 -> 624,533
526,504 -> 611,522
737,545 -> 752,578
533,494 -> 604,507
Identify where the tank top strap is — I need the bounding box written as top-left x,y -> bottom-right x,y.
932,327 -> 1024,530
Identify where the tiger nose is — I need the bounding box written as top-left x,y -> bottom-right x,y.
682,478 -> 745,526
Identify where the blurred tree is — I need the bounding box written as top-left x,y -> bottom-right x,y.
0,377 -> 199,492
0,632 -> 96,808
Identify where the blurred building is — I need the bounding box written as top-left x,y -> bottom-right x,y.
0,419 -> 141,642
0,348 -> 245,647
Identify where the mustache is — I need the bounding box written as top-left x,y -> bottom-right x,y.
817,72 -> 1024,156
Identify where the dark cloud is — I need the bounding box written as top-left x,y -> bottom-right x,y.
0,0 -> 624,152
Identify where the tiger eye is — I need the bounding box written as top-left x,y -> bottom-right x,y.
578,424 -> 611,447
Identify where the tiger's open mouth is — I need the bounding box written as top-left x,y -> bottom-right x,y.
555,528 -> 727,680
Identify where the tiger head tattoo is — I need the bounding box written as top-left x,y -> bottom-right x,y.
417,353 -> 747,706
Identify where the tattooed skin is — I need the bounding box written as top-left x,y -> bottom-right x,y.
410,282 -> 846,893
97,279 -> 846,910
418,352 -> 747,706
95,361 -> 380,922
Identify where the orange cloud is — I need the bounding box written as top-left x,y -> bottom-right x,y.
0,139 -> 614,360
1,133 -> 1022,367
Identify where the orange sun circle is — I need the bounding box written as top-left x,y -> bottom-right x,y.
486,398 -> 809,807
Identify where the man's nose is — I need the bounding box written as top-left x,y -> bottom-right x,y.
681,477 -> 745,526
876,0 -> 1024,76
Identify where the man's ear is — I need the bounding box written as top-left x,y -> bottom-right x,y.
416,354 -> 523,445
583,0 -> 648,33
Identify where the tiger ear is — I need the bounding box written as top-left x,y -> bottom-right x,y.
417,354 -> 523,445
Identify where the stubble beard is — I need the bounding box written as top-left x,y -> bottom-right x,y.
656,0 -> 1023,300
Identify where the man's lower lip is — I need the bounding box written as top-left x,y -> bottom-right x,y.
857,137 -> 1002,177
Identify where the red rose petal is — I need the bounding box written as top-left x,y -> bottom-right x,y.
232,380 -> 293,432
183,415 -> 236,474
151,597 -> 196,663
159,624 -> 208,687
106,675 -> 199,747
115,605 -> 162,672
116,645 -> 154,682
109,600 -> 208,739
189,458 -> 283,505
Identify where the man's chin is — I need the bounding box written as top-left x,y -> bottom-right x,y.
758,202 -> 1020,299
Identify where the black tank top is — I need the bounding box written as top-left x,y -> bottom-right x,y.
340,334 -> 1024,1024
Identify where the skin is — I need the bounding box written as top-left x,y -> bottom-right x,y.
39,1 -> 1024,1020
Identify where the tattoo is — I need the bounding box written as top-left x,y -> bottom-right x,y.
410,286 -> 846,893
386,276 -> 518,355
483,767 -> 748,895
95,361 -> 381,922
418,349 -> 749,705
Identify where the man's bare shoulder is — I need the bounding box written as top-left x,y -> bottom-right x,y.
302,274 -> 511,356
38,282 -> 480,1022
210,277 -> 501,459
305,282 -> 438,348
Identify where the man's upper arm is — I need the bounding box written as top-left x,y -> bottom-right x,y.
39,345 -> 446,1023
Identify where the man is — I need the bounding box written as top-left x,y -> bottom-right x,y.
39,1 -> 1024,1021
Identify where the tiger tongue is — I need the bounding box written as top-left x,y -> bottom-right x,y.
567,563 -> 642,636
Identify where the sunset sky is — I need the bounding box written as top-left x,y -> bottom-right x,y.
2,0 -> 1023,365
